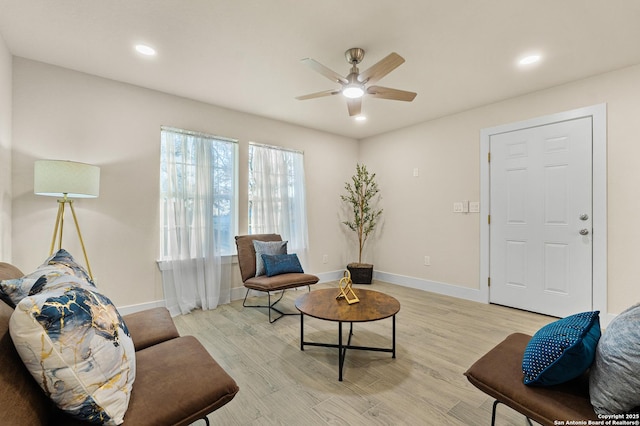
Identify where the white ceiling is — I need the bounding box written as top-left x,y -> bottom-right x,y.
1,0 -> 640,139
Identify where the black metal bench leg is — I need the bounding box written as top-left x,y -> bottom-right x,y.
243,286 -> 312,323
491,400 -> 499,426
491,400 -> 533,426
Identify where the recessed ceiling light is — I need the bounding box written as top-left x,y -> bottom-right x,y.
355,115 -> 367,121
519,54 -> 541,66
135,44 -> 156,56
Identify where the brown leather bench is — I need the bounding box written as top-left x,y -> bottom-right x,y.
1,261 -> 239,425
464,333 -> 598,426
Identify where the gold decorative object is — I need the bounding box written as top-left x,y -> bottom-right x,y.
336,270 -> 359,304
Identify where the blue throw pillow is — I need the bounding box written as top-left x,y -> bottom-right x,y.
253,240 -> 288,277
261,254 -> 303,277
522,310 -> 601,386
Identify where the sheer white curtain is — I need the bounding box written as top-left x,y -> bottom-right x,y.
160,128 -> 234,316
249,143 -> 308,253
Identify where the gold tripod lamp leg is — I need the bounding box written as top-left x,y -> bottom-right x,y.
49,198 -> 94,281
49,201 -> 65,255
68,201 -> 94,280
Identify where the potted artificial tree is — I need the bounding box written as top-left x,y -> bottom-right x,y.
340,163 -> 383,284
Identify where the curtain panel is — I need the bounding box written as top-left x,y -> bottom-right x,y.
248,143 -> 309,255
159,127 -> 236,315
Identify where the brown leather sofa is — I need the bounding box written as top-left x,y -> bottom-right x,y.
0,262 -> 239,425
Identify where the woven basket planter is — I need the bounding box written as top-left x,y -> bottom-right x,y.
347,263 -> 373,284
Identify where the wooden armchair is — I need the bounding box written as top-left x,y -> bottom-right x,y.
235,234 -> 319,323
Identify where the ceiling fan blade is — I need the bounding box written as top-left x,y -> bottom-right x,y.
296,89 -> 341,100
347,98 -> 362,116
301,58 -> 348,85
358,52 -> 405,85
367,85 -> 417,102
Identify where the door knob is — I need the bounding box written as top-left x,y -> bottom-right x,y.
579,214 -> 589,221
579,228 -> 589,235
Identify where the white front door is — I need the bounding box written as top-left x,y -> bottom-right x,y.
489,117 -> 593,318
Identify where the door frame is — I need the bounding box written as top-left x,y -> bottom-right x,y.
479,104 -> 607,317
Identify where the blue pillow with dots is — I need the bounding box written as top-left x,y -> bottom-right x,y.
522,311 -> 601,386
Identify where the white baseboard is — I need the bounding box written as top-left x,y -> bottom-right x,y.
121,270 -> 616,327
118,270 -> 470,316
117,299 -> 166,316
231,286 -> 247,301
210,269 -> 483,305
372,270 -> 617,327
316,270 -> 347,283
373,270 -> 485,303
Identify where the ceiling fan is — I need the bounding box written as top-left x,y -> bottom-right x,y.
296,47 -> 417,117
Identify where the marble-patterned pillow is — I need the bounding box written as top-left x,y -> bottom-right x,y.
253,240 -> 288,277
10,282 -> 135,425
0,249 -> 94,308
43,248 -> 93,283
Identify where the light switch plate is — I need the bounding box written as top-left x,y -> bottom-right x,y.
453,202 -> 463,213
470,202 -> 480,213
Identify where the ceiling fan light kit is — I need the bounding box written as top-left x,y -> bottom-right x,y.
297,47 -> 417,116
343,84 -> 364,99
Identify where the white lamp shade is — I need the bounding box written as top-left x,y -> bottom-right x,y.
34,160 -> 100,198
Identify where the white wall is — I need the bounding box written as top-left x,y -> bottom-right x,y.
0,33 -> 12,262
11,58 -> 357,308
11,56 -> 640,317
360,63 -> 640,316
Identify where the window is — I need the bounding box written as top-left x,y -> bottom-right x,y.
160,127 -> 238,258
248,142 -> 308,251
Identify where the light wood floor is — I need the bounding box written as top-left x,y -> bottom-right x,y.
173,281 -> 554,426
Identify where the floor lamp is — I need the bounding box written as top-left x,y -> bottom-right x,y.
34,160 -> 100,280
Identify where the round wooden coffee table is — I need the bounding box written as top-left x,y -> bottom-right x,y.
295,288 -> 400,381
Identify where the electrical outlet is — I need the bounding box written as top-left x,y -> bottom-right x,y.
453,202 -> 463,213
423,255 -> 430,266
322,254 -> 328,264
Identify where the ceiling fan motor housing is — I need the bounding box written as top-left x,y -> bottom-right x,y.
345,48 -> 365,65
